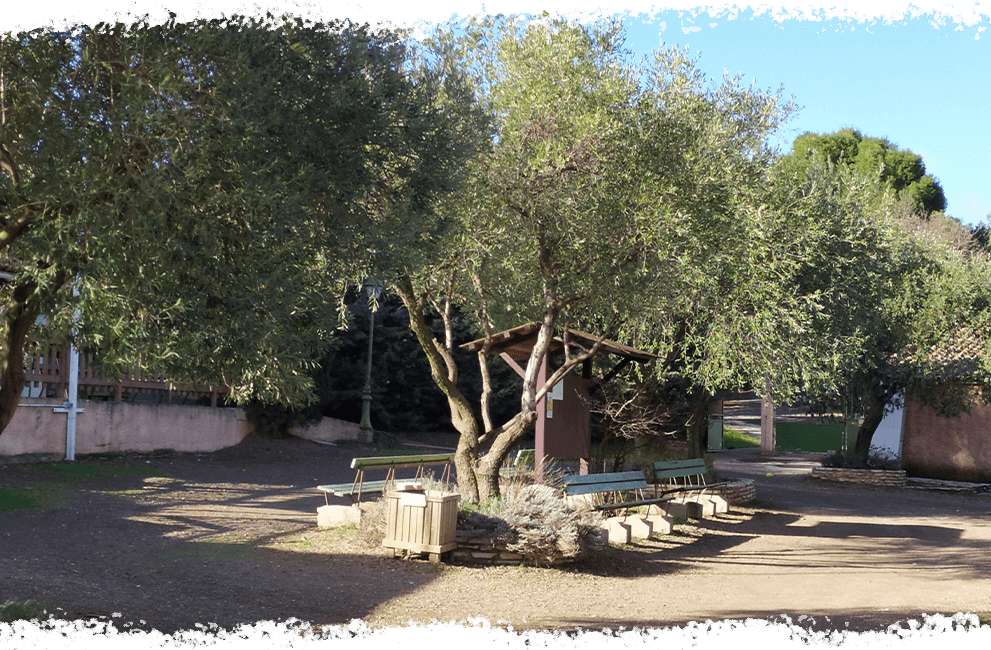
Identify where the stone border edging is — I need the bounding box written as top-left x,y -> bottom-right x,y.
708,479 -> 756,504
811,467 -> 907,487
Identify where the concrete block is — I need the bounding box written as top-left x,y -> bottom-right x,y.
604,517 -> 632,545
646,512 -> 673,535
686,498 -> 716,519
317,504 -> 362,528
664,501 -> 689,519
706,494 -> 729,514
625,516 -> 653,539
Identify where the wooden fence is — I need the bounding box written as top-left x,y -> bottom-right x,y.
23,345 -> 228,407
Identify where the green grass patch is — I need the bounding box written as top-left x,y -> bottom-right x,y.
0,485 -> 70,511
722,427 -> 760,449
20,462 -> 165,483
158,540 -> 251,563
2,462 -> 175,511
0,599 -> 54,623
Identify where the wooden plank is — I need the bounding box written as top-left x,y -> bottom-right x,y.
653,463 -> 708,479
654,459 -> 707,471
593,496 -> 672,511
563,480 -> 649,496
317,480 -> 389,497
351,454 -> 454,470
561,471 -> 645,485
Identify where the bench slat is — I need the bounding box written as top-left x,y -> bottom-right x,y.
653,469 -> 708,481
317,481 -> 389,497
561,471 -> 645,486
564,480 -> 650,496
658,480 -> 732,496
654,459 -> 707,471
350,453 -> 454,470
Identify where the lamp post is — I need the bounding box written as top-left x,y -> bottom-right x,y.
359,280 -> 382,443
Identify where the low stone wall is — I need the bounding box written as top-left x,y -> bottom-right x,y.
450,529 -> 528,565
811,467 -> 907,487
708,479 -> 757,504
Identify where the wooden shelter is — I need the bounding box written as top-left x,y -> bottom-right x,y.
461,323 -> 657,476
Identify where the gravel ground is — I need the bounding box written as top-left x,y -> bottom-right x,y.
2,431 -> 990,635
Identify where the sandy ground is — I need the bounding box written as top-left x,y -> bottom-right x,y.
1,424 -> 990,635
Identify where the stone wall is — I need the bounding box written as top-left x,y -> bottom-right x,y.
707,479 -> 756,504
811,467 -> 907,487
450,529 -> 528,565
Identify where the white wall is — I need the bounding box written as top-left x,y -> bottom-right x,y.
873,405 -> 904,458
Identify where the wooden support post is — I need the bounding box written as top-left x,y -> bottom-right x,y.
534,356 -> 548,484
761,395 -> 775,456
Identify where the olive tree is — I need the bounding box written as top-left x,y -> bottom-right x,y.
0,16 -> 458,435
396,17 -> 795,501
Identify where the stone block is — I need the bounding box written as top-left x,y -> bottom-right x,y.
587,526 -> 609,548
706,494 -> 729,514
625,516 -> 653,539
646,512 -> 673,535
686,498 -> 716,519
317,504 -> 362,528
604,517 -> 632,545
664,500 -> 689,519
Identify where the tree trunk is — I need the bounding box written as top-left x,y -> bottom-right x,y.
685,387 -> 711,458
474,410 -> 537,502
853,393 -> 888,467
394,279 -> 482,501
0,281 -> 42,435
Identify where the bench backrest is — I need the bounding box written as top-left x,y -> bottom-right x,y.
653,459 -> 709,482
561,471 -> 650,496
350,453 -> 454,471
512,448 -> 535,467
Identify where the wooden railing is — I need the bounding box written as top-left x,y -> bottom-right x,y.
22,345 -> 228,407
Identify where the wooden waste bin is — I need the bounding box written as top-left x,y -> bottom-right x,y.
383,485 -> 460,563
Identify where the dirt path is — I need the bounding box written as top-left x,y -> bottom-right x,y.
2,435 -> 990,634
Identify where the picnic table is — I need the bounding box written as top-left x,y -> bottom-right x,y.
316,453 -> 454,505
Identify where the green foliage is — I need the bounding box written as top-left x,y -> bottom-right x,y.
460,484 -> 603,566
401,16 -> 796,498
787,128 -> 947,214
0,15 -> 468,442
247,289 -> 520,436
821,447 -> 901,471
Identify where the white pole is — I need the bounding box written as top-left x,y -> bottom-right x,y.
65,343 -> 79,461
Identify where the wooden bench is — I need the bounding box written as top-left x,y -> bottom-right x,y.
499,448 -> 535,478
562,471 -> 674,544
561,471 -> 671,513
317,453 -> 454,505
652,458 -> 731,517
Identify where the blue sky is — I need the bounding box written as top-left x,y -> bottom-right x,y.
7,2 -> 990,225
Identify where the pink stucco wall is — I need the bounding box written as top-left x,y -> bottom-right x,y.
0,399 -> 363,458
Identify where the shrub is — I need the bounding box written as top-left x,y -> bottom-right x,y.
822,446 -> 901,471
496,485 -> 603,565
